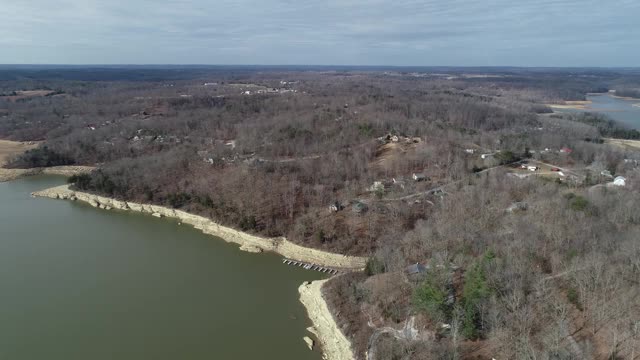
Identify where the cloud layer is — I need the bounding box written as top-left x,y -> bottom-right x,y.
1,0 -> 639,66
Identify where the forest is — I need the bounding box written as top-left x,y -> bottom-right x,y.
2,66 -> 640,359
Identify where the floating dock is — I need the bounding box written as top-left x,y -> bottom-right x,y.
282,259 -> 339,275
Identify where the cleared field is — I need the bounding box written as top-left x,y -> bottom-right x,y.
605,138 -> 640,150
0,140 -> 38,166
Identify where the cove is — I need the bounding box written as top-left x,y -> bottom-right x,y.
556,94 -> 640,129
0,175 -> 324,360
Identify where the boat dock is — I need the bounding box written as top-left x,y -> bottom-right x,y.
282,259 -> 339,275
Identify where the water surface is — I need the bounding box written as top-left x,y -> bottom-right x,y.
0,176 -> 323,360
559,94 -> 640,129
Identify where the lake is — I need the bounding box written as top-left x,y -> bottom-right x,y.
561,94 -> 640,129
0,175 -> 324,360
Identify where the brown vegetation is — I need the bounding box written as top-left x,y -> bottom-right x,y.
2,67 -> 640,359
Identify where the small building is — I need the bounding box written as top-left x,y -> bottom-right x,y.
464,149 -> 476,154
527,166 -> 538,172
506,202 -> 528,213
406,263 -> 427,275
352,201 -> 368,214
406,263 -> 428,282
329,202 -> 343,212
481,153 -> 494,159
560,147 -> 573,154
613,176 -> 626,186
431,188 -> 446,196
369,181 -> 386,192
412,173 -> 427,182
390,135 -> 400,143
600,170 -> 613,178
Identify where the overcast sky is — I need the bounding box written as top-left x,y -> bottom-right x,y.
1,0 -> 639,66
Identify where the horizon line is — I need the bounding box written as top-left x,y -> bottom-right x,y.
0,64 -> 639,70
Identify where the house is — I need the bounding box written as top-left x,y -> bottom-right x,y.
506,202 -> 528,213
412,173 -> 427,181
329,202 -> 343,212
464,149 -> 476,154
481,153 -> 495,159
352,201 -> 368,214
600,170 -> 613,178
527,166 -> 538,172
406,263 -> 427,275
613,176 -> 626,186
431,188 -> 446,196
369,181 -> 386,192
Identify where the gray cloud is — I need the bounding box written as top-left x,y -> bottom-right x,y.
0,0 -> 638,65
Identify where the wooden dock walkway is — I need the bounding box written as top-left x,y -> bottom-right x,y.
282,259 -> 339,275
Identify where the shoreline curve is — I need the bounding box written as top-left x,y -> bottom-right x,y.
32,184 -> 367,270
299,279 -> 356,360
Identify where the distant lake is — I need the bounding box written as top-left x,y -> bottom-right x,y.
0,176 -> 323,360
557,94 -> 640,130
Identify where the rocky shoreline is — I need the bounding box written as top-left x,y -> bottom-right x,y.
32,184 -> 367,270
34,184 -> 362,359
299,280 -> 356,360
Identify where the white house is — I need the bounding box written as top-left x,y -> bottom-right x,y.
369,181 -> 385,192
613,176 -> 626,186
600,170 -> 613,178
412,173 -> 427,181
527,166 -> 539,172
329,202 -> 343,212
481,153 -> 495,159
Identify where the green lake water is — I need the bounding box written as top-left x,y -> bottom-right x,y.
0,175 -> 324,360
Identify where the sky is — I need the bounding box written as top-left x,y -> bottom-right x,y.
1,0 -> 639,66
